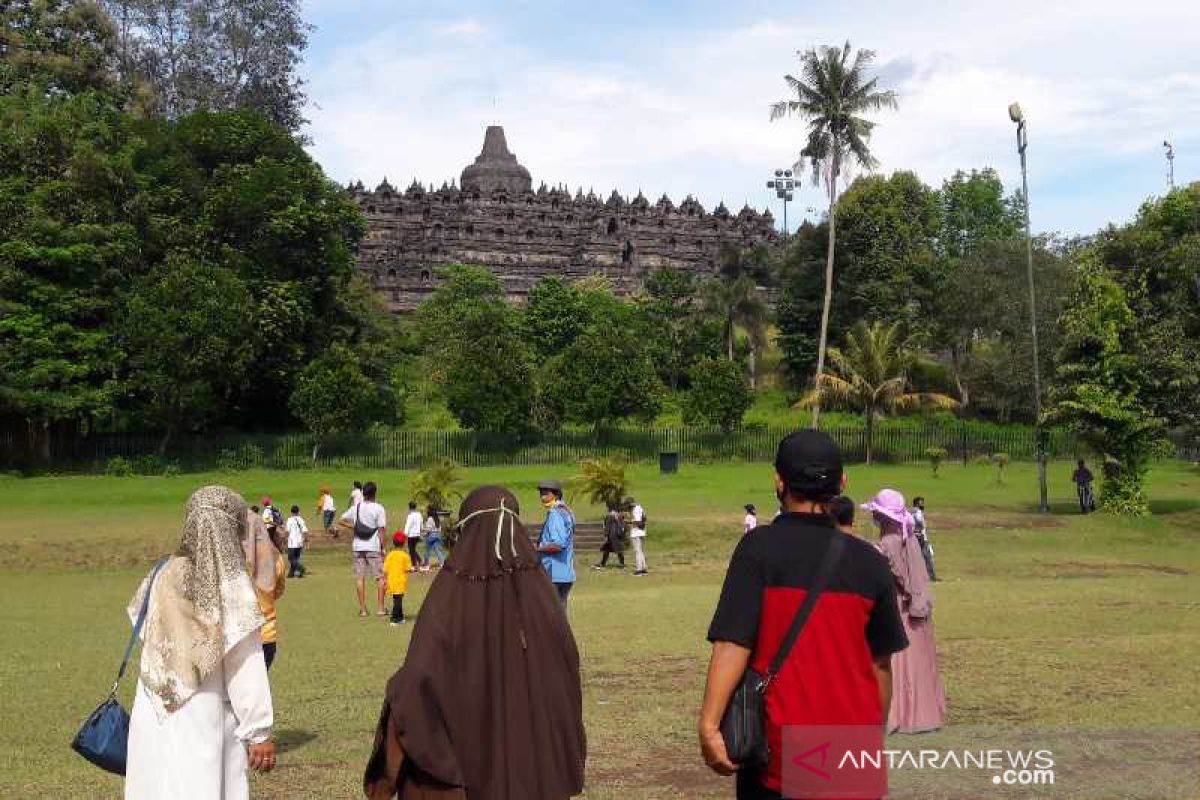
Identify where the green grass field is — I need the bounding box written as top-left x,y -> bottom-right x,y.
2,461 -> 1198,798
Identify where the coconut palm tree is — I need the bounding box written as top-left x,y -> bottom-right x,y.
798,321 -> 959,464
701,274 -> 769,387
771,41 -> 898,428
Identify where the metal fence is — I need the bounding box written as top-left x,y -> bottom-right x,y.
1,422 -> 1092,474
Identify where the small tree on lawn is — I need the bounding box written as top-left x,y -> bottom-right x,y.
571,458 -> 629,510
289,344 -> 397,464
1047,259 -> 1167,515
683,357 -> 754,432
410,459 -> 464,516
924,446 -> 948,477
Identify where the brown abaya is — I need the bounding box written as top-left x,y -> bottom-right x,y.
364,486 -> 586,800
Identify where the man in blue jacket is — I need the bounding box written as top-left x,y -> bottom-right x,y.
537,479 -> 576,608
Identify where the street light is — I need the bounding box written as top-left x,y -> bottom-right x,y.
1009,101 -> 1050,513
765,168 -> 796,233
1164,140 -> 1175,190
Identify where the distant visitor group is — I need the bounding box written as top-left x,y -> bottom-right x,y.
92,432 -> 961,800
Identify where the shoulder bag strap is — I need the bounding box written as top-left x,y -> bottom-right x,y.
111,555 -> 170,697
765,532 -> 846,685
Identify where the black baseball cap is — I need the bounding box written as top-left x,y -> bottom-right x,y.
774,430 -> 844,498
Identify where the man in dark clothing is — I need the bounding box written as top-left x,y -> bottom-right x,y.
1072,459 -> 1096,513
698,431 -> 909,800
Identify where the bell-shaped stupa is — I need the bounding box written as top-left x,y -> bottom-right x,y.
460,126 -> 533,195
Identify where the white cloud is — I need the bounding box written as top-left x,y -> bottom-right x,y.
436,18 -> 485,39
302,2 -> 1200,233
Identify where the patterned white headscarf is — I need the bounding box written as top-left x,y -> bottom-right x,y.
127,485 -> 265,719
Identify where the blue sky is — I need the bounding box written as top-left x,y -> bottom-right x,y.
300,0 -> 1199,235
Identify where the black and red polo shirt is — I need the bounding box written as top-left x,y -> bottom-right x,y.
708,512 -> 908,795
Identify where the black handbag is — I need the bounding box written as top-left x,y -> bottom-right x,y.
720,533 -> 845,768
71,555 -> 169,775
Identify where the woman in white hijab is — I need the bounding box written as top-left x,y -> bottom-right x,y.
125,485 -> 276,799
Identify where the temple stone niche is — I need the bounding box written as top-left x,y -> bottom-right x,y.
350,125 -> 777,312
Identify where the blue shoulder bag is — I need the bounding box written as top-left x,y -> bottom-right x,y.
71,555 -> 169,775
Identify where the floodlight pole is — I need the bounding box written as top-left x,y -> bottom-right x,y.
1012,107 -> 1050,513
766,168 -> 796,235
1164,141 -> 1175,191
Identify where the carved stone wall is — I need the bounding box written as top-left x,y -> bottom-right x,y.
350,126 -> 777,311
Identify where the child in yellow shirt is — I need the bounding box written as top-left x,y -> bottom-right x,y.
383,532 -> 413,626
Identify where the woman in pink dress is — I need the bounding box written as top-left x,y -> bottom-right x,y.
863,488 -> 946,734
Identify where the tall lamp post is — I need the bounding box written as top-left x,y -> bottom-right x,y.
766,168 -> 796,234
1009,102 -> 1050,513
1164,140 -> 1175,190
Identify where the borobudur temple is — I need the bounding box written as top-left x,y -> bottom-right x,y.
348,125 -> 779,311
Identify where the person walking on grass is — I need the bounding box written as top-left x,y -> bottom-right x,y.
422,506 -> 448,570
537,479 -> 576,608
285,505 -> 308,578
403,501 -> 424,571
1073,459 -> 1096,513
343,481 -> 388,617
863,488 -> 945,735
911,497 -> 938,581
626,496 -> 649,576
743,504 -> 758,535
383,532 -> 413,626
350,480 -> 364,509
594,500 -> 627,569
318,485 -> 337,538
699,432 -> 908,799
261,496 -> 285,551
124,487 -> 275,799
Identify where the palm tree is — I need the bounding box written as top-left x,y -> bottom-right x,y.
701,274 -> 769,386
771,42 -> 898,428
798,321 -> 959,464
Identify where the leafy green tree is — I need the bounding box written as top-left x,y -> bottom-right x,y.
944,239 -> 1070,415
638,268 -> 722,390
418,265 -> 533,430
120,256 -> 254,450
770,41 -> 897,426
775,220 -> 827,385
1047,259 -> 1167,515
832,171 -> 944,341
289,343 -> 398,463
102,0 -> 311,131
1093,184 -> 1200,436
683,357 -> 754,432
939,169 -> 1022,260
799,321 -> 959,463
135,109 -> 365,429
522,277 -> 589,360
0,0 -> 118,94
542,310 -> 664,428
0,13 -> 140,461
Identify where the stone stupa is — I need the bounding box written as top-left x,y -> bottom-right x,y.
460,125 -> 533,196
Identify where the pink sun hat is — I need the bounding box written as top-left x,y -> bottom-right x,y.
861,489 -> 914,538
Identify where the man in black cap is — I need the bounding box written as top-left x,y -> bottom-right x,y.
698,431 -> 909,799
537,479 -> 576,608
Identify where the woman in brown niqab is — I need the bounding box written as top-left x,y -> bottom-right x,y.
364,486 -> 586,800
